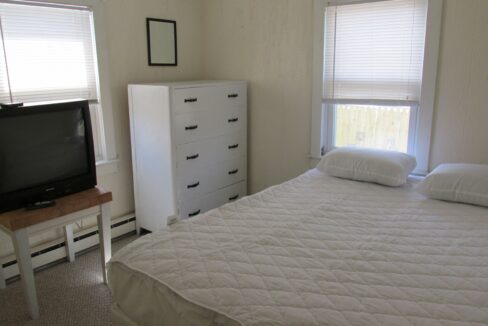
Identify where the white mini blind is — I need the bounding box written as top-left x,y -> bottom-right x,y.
0,2 -> 98,104
324,0 -> 428,102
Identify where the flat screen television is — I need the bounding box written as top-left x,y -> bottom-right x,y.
0,100 -> 97,213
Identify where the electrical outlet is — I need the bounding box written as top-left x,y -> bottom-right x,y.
167,215 -> 179,226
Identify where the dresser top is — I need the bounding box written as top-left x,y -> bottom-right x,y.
128,80 -> 246,88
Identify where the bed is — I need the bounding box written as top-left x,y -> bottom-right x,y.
109,169 -> 488,326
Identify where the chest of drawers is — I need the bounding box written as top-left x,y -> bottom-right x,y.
128,80 -> 247,232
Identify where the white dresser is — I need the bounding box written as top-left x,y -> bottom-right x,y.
128,80 -> 247,232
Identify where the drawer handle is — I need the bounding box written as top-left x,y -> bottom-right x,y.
186,153 -> 199,160
228,169 -> 239,175
187,181 -> 200,189
228,117 -> 239,123
228,144 -> 239,150
185,124 -> 198,131
228,93 -> 239,98
188,209 -> 201,217
228,194 -> 239,201
184,98 -> 198,103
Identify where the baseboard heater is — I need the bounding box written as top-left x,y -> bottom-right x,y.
1,213 -> 136,281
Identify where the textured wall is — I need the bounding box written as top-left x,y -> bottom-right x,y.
203,0 -> 488,188
2,0 -> 488,259
429,0 -> 488,168
0,0 -> 204,258
98,0 -> 204,218
202,0 -> 314,193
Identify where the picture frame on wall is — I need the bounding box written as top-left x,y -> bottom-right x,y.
146,18 -> 177,66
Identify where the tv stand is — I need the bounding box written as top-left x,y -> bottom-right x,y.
25,200 -> 56,210
0,187 -> 112,320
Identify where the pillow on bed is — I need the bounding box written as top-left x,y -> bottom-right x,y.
416,163 -> 488,207
316,147 -> 417,187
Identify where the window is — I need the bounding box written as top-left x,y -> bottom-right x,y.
0,0 -> 116,169
311,0 -> 443,174
333,104 -> 415,153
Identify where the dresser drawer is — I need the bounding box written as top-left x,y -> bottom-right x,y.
175,132 -> 246,171
175,138 -> 214,171
176,156 -> 245,202
176,165 -> 215,201
173,108 -> 246,145
173,112 -> 215,144
172,87 -> 215,113
178,181 -> 247,219
218,132 -> 246,161
178,194 -> 212,219
213,156 -> 246,189
219,107 -> 246,135
219,84 -> 246,108
173,84 -> 246,114
213,181 -> 247,207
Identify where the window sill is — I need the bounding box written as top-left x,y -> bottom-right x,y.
96,159 -> 119,176
407,174 -> 425,183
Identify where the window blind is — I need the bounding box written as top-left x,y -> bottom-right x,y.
324,0 -> 427,102
0,2 -> 98,104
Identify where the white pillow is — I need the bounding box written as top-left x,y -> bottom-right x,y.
416,163 -> 488,207
316,147 -> 417,187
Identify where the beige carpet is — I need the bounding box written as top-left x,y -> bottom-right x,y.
0,234 -> 138,326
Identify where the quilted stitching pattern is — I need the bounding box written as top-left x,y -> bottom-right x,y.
112,170 -> 488,325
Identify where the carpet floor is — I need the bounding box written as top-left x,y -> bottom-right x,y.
0,234 -> 138,326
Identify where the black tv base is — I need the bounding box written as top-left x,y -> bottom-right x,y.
25,200 -> 56,211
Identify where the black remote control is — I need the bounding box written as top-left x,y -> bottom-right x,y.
25,200 -> 56,210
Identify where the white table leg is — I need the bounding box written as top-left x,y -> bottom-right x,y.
97,203 -> 111,284
0,262 -> 5,289
12,229 -> 39,320
63,224 -> 75,263
135,219 -> 141,236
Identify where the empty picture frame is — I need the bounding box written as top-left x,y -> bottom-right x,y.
146,18 -> 177,66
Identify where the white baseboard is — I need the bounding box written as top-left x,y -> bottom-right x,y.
2,213 -> 136,280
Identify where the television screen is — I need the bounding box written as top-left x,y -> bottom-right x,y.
0,108 -> 89,193
0,100 -> 96,212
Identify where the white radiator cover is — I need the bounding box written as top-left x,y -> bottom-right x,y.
1,213 -> 135,280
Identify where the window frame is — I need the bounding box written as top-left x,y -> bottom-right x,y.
1,0 -> 118,175
310,0 -> 443,175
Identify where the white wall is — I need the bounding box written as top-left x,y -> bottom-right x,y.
203,0 -> 488,191
429,0 -> 488,168
2,0 -> 487,259
0,0 -> 204,259
203,0 -> 314,193
98,0 -> 204,218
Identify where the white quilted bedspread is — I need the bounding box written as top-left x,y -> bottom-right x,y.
111,170 -> 488,326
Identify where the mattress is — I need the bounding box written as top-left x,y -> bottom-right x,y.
109,169 -> 488,326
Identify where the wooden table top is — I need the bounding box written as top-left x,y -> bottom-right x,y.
0,187 -> 112,231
